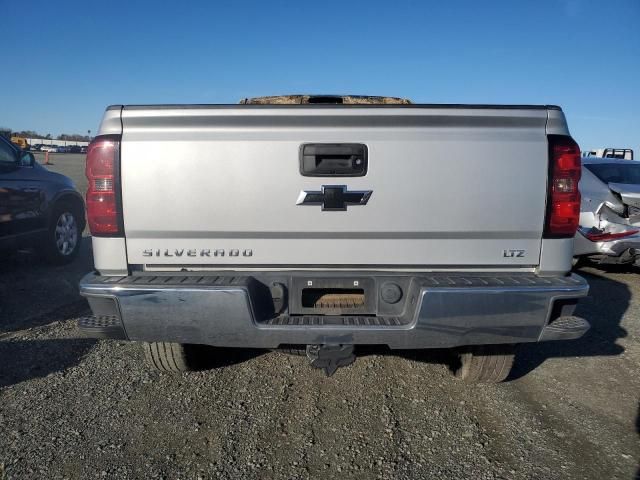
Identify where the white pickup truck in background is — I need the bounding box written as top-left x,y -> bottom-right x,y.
78,95 -> 589,381
583,148 -> 634,160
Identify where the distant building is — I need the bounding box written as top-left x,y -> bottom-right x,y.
26,137 -> 89,147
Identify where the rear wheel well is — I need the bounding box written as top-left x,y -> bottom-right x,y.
52,194 -> 85,229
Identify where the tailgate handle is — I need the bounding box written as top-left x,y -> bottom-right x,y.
300,143 -> 368,177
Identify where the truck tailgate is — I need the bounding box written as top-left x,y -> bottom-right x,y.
119,106 -> 549,268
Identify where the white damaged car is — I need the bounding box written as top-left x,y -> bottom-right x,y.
575,157 -> 640,265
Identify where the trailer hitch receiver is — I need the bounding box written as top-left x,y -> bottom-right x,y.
306,344 -> 355,376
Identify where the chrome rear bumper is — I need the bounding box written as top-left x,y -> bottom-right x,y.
79,272 -> 589,349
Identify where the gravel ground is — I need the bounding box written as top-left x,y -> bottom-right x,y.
0,155 -> 638,479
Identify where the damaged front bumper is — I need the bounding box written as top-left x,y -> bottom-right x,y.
576,177 -> 640,263
575,226 -> 640,264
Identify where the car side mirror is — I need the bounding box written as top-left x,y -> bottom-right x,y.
20,151 -> 35,167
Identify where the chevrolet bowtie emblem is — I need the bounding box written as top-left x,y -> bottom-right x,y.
296,185 -> 373,211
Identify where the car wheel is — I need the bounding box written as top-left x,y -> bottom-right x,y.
143,342 -> 216,372
42,202 -> 82,264
453,344 -> 516,383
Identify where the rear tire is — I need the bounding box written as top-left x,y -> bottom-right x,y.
453,344 -> 516,383
143,342 -> 214,372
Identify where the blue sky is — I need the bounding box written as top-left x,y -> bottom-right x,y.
2,0 -> 638,152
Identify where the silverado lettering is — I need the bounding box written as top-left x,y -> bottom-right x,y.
142,249 -> 253,257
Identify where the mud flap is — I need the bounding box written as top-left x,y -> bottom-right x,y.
306,344 -> 355,376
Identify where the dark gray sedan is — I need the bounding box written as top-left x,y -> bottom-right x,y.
0,135 -> 85,264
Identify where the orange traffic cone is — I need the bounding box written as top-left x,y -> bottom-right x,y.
44,151 -> 51,165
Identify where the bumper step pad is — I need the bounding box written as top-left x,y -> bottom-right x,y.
267,315 -> 406,327
78,314 -> 126,340
539,316 -> 590,341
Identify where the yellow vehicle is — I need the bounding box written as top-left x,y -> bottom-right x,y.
11,136 -> 30,150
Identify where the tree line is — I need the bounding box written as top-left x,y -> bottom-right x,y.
0,128 -> 90,142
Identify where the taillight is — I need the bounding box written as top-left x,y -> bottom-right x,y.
544,135 -> 581,238
85,135 -> 122,236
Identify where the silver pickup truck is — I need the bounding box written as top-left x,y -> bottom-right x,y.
79,96 -> 589,381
